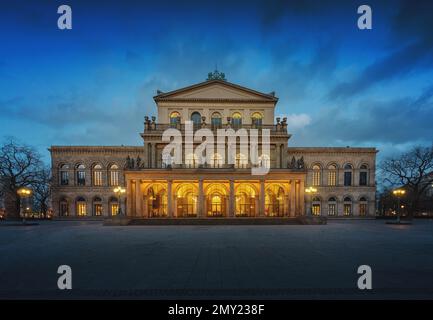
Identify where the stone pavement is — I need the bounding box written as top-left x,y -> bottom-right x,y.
0,219 -> 432,299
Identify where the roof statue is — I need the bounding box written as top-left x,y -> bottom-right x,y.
206,69 -> 226,81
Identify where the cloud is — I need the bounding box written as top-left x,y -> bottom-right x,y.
328,0 -> 433,100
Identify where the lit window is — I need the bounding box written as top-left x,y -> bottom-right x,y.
312,197 -> 321,216
76,197 -> 87,216
232,112 -> 242,129
327,164 -> 337,186
359,197 -> 368,216
235,153 -> 248,168
251,112 -> 263,128
170,111 -> 181,127
110,197 -> 119,216
109,164 -> 119,186
211,153 -> 223,168
93,164 -> 103,186
312,165 -> 321,186
185,153 -> 198,168
343,197 -> 352,216
328,197 -> 337,216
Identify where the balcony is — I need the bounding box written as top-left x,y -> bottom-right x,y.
142,116 -> 289,134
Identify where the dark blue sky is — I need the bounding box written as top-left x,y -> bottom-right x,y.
1,0 -> 433,162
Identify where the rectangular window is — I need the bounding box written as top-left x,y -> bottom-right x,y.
359,172 -> 368,186
94,204 -> 103,216
312,204 -> 321,216
60,171 -> 69,185
344,204 -> 352,216
344,172 -> 352,186
77,171 -> 86,186
93,171 -> 103,186
77,203 -> 86,216
328,171 -> 336,186
360,203 -> 368,216
328,204 -> 336,216
313,172 -> 320,186
110,171 -> 119,186
111,204 -> 119,216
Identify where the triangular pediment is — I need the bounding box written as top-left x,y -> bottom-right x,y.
154,80 -> 277,102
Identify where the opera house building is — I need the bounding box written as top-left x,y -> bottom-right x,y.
50,71 -> 377,220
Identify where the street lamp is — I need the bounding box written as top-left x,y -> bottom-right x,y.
113,186 -> 126,216
17,187 -> 32,224
392,188 -> 406,223
305,186 -> 318,216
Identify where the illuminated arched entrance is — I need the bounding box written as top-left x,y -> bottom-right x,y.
205,183 -> 228,217
265,184 -> 286,217
235,183 -> 257,217
175,183 -> 198,217
146,183 -> 168,217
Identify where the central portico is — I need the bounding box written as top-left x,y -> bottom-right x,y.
124,73 -> 307,218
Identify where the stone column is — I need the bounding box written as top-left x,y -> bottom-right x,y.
126,179 -> 132,216
143,195 -> 148,218
198,179 -> 204,217
259,180 -> 265,217
135,180 -> 142,217
167,180 -> 173,218
151,143 -> 156,168
290,180 -> 296,217
299,179 -> 305,216
229,180 -> 234,217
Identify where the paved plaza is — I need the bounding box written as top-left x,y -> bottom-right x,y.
1,219 -> 433,299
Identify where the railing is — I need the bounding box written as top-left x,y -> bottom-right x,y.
143,123 -> 288,133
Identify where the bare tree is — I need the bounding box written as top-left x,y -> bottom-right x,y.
0,137 -> 45,217
31,166 -> 52,214
380,145 -> 433,216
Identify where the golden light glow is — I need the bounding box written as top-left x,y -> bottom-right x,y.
17,187 -> 32,197
113,186 -> 126,195
392,189 -> 406,196
305,187 -> 317,194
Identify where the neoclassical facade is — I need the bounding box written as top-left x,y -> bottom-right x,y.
50,73 -> 377,219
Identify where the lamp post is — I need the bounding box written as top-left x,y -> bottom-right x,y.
113,186 -> 126,216
305,186 -> 317,216
17,187 -> 32,224
392,188 -> 406,223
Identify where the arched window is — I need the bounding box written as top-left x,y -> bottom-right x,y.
93,196 -> 103,216
343,196 -> 352,216
312,196 -> 321,216
327,164 -> 337,186
59,197 -> 69,216
211,112 -> 222,130
265,184 -> 285,217
235,153 -> 248,168
162,153 -> 174,168
232,112 -> 242,129
109,164 -> 120,186
205,183 -> 228,217
312,165 -> 321,186
344,164 -> 353,186
359,197 -> 368,216
359,164 -> 368,186
191,112 -> 201,130
251,112 -> 263,128
59,164 -> 69,186
147,184 -> 168,217
176,183 -> 198,217
76,164 -> 86,186
109,196 -> 119,216
92,164 -> 103,186
235,184 -> 256,217
328,197 -> 337,216
211,153 -> 223,168
185,153 -> 198,168
76,197 -> 87,216
170,111 -> 181,127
